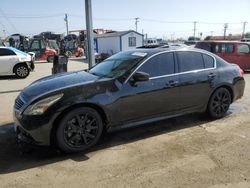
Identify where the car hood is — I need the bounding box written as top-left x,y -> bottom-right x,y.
21,71 -> 97,101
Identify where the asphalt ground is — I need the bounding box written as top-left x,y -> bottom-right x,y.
0,60 -> 250,188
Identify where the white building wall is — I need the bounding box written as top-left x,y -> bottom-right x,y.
121,32 -> 143,51
96,37 -> 120,55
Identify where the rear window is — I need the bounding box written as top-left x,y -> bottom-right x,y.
215,43 -> 234,53
196,42 -> 212,52
238,44 -> 250,53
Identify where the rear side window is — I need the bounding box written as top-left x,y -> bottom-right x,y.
238,44 -> 250,53
177,52 -> 204,72
138,52 -> 175,77
0,49 -> 16,56
215,43 -> 233,53
202,54 -> 214,68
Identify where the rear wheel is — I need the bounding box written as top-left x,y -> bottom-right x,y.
14,64 -> 30,78
56,107 -> 103,153
207,88 -> 231,119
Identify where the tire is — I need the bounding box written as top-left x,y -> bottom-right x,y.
56,107 -> 103,153
47,55 -> 54,62
14,64 -> 30,78
207,88 -> 231,119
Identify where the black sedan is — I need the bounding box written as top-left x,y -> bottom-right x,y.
13,48 -> 245,152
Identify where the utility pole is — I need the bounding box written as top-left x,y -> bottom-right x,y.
85,0 -> 95,68
135,17 -> 139,32
64,13 -> 69,35
242,21 -> 247,39
193,21 -> 197,39
3,29 -> 6,38
223,23 -> 228,40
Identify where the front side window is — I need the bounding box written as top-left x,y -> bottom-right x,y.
128,37 -> 136,47
89,51 -> 145,79
238,44 -> 250,53
177,52 -> 204,72
0,49 -> 16,56
138,52 -> 175,77
30,40 -> 40,50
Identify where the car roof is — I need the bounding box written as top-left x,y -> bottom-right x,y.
124,47 -> 215,57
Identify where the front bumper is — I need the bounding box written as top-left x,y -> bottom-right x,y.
13,109 -> 58,146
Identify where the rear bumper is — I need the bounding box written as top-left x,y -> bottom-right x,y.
233,77 -> 245,101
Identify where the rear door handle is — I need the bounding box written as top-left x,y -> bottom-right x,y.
208,73 -> 216,80
168,80 -> 179,87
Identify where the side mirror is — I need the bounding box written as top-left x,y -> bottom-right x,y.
132,71 -> 149,82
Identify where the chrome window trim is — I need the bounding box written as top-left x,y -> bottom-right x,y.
124,49 -> 217,83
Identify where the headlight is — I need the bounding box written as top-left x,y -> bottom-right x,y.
24,93 -> 63,115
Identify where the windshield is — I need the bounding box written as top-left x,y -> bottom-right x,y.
48,40 -> 59,49
89,51 -> 147,79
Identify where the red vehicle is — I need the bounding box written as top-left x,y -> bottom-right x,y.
29,38 -> 57,62
195,41 -> 250,70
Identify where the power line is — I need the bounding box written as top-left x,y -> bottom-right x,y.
0,8 -> 18,33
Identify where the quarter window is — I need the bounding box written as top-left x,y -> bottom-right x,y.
0,49 -> 16,56
238,44 -> 250,53
128,37 -> 136,47
138,52 -> 175,77
202,54 -> 214,68
177,52 -> 204,72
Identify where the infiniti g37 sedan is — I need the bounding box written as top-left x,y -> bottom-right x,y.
13,48 -> 245,152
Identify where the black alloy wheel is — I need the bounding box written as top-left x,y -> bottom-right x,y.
208,88 -> 231,118
56,107 -> 103,153
14,64 -> 30,78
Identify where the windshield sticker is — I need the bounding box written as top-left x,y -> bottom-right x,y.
131,52 -> 147,57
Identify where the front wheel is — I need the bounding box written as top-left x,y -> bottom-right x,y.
56,107 -> 103,153
14,64 -> 30,78
207,88 -> 231,119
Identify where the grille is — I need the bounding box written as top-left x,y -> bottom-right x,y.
15,97 -> 25,110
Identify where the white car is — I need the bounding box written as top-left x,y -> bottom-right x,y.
0,47 -> 34,78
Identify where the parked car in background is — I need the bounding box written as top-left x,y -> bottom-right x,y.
184,40 -> 198,47
14,48 -> 245,152
241,38 -> 250,42
0,47 -> 34,78
195,41 -> 250,70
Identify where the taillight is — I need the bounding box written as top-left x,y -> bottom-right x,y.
240,68 -> 244,77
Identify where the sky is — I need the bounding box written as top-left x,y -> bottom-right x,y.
0,0 -> 250,40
